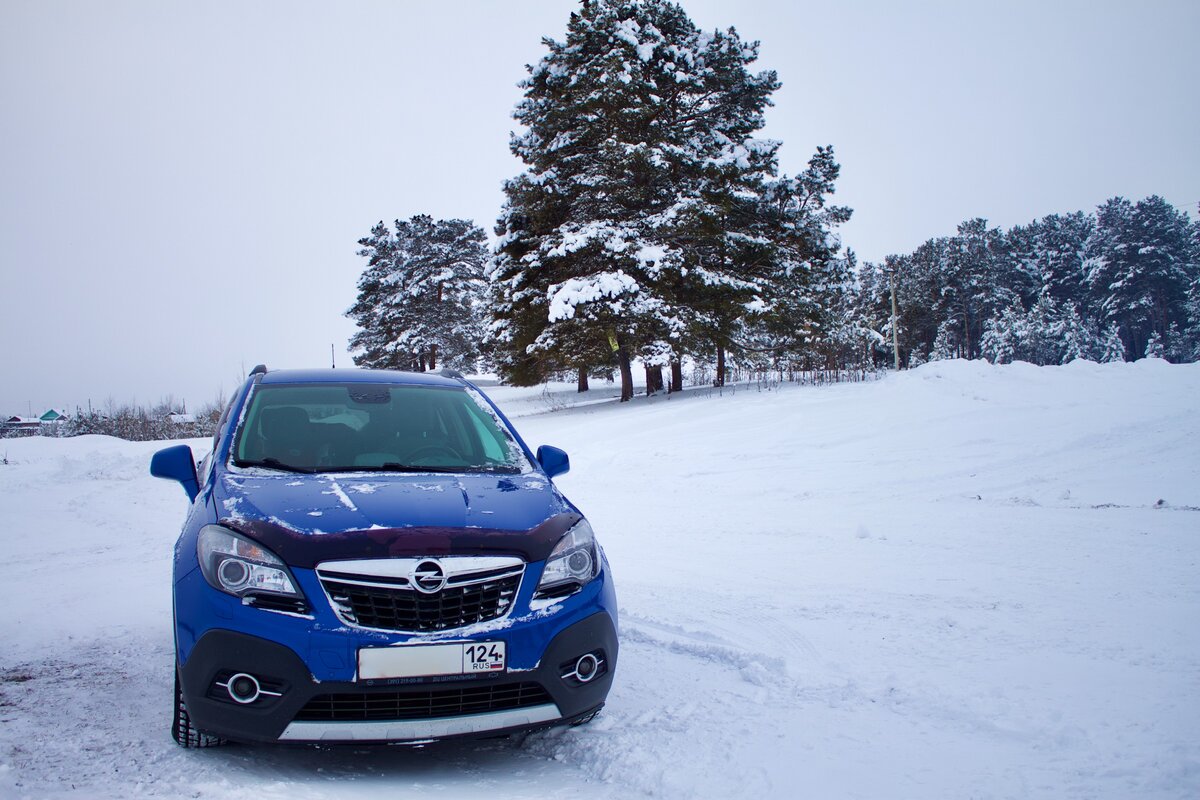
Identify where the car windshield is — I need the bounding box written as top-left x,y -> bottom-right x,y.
231,383 -> 530,474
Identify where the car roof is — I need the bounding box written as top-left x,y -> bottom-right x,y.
258,368 -> 465,389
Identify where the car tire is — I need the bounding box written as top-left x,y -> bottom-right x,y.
172,669 -> 226,748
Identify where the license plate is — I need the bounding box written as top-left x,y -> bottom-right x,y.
358,642 -> 506,680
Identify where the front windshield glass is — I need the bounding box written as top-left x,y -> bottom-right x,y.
232,383 -> 530,474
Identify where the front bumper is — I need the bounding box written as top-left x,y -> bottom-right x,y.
177,612 -> 617,744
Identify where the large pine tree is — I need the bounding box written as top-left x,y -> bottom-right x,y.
490,0 -> 786,400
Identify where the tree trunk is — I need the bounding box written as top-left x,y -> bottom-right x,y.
670,361 -> 683,393
645,365 -> 663,396
429,344 -> 438,372
617,341 -> 634,402
889,271 -> 901,370
577,367 -> 589,393
962,308 -> 973,359
715,344 -> 726,387
418,353 -> 427,372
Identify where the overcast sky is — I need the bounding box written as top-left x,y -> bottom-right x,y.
2,0 -> 1197,417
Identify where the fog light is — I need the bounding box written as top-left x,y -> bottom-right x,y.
575,653 -> 599,682
572,653 -> 600,683
226,672 -> 261,704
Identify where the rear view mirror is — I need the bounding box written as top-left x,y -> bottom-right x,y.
151,444 -> 199,501
536,445 -> 570,478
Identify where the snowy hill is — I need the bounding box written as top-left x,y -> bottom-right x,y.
1,360 -> 1197,799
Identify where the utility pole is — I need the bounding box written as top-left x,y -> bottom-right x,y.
889,270 -> 901,371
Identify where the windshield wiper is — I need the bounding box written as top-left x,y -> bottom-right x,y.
323,463 -> 520,474
314,463 -> 524,475
313,463 -> 460,474
354,463 -> 463,473
233,458 -> 316,474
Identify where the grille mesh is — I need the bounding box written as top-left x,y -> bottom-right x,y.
295,681 -> 552,722
321,573 -> 521,632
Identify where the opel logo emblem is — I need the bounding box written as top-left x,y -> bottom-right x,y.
411,559 -> 447,594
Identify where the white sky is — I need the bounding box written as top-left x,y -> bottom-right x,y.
2,0 -> 1197,416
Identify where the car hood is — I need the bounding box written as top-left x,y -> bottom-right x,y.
216,469 -> 566,532
212,469 -> 577,567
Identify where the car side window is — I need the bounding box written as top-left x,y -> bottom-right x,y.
214,391 -> 238,453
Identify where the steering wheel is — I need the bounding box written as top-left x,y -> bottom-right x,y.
405,444 -> 464,464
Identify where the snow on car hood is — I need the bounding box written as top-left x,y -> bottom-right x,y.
216,470 -> 564,535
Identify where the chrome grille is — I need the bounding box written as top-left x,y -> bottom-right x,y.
316,556 -> 524,633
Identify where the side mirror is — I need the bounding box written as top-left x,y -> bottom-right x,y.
151,444 -> 200,501
536,445 -> 570,478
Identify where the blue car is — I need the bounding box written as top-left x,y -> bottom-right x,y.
151,366 -> 617,746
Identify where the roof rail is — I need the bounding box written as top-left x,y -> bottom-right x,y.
249,364 -> 268,376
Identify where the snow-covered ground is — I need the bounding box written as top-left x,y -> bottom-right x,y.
1,359 -> 1197,799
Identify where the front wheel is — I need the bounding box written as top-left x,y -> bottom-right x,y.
172,669 -> 226,748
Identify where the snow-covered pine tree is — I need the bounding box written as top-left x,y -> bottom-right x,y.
1056,301 -> 1102,362
978,303 -> 1022,364
800,249 -> 869,372
856,250 -> 934,368
1188,213 -> 1200,360
852,259 -> 887,362
1143,331 -> 1165,358
934,218 -> 1012,360
347,216 -> 488,372
1099,324 -> 1126,362
979,295 -> 1101,365
648,31 -> 782,386
747,147 -> 854,371
1085,196 -> 1196,361
1006,211 -> 1094,311
346,222 -> 400,369
491,0 -> 782,400
893,238 -> 954,363
1188,240 -> 1200,361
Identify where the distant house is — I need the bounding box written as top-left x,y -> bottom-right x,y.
2,416 -> 42,437
2,409 -> 70,437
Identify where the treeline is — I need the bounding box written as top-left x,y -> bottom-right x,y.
348,0 -> 863,401
858,196 -> 1200,366
4,401 -> 222,442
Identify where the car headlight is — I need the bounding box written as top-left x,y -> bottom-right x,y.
536,519 -> 600,598
197,525 -> 303,600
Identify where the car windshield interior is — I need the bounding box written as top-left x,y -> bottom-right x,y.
232,384 -> 529,473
